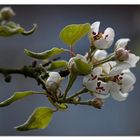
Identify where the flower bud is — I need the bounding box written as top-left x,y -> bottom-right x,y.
0,7 -> 15,20
46,72 -> 62,92
115,48 -> 129,61
68,54 -> 91,75
90,98 -> 103,109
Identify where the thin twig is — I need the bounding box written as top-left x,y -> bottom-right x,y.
67,88 -> 88,100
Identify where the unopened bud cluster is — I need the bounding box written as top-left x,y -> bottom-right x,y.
0,7 -> 15,20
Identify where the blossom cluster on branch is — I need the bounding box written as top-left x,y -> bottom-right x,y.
0,7 -> 139,131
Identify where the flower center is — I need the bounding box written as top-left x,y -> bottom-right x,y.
113,73 -> 124,84
96,81 -> 105,93
92,32 -> 103,40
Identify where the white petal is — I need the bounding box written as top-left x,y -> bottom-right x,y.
108,61 -> 117,67
102,62 -> 111,74
48,72 -> 61,83
109,82 -> 128,101
103,27 -> 115,41
123,69 -> 136,82
83,67 -> 102,92
75,54 -> 87,62
83,79 -> 98,91
109,62 -> 131,76
91,21 -> 100,35
94,38 -> 113,49
94,93 -> 110,99
115,38 -> 130,49
93,67 -> 103,76
94,50 -> 108,60
125,53 -> 140,67
121,85 -> 134,93
121,71 -> 136,87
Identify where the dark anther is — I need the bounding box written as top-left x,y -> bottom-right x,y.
92,32 -> 96,35
105,34 -> 108,39
97,81 -> 101,87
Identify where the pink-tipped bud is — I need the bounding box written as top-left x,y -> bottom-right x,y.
115,48 -> 129,61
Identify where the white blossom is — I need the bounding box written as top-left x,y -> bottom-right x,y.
90,21 -> 115,49
46,72 -> 62,92
83,67 -> 110,99
115,38 -> 140,67
109,69 -> 136,101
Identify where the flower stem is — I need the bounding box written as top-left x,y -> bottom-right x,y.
67,87 -> 88,100
63,72 -> 77,99
93,52 -> 115,67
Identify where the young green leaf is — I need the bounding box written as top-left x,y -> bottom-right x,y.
0,22 -> 37,37
0,22 -> 24,37
74,59 -> 92,75
59,23 -> 90,46
0,91 -> 46,107
15,107 -> 53,131
47,60 -> 68,70
24,48 -> 69,60
22,24 -> 37,36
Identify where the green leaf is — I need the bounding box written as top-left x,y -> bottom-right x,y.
47,60 -> 68,70
24,48 -> 69,60
0,91 -> 46,107
59,23 -> 90,46
15,107 -> 53,131
74,59 -> 92,75
21,24 -> 37,36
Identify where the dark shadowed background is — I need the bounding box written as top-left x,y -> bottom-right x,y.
0,5 -> 140,136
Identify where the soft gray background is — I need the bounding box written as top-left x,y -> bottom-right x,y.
0,5 -> 140,136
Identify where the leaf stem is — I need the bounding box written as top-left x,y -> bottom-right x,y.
70,46 -> 75,57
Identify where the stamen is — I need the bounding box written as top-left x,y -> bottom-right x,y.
119,77 -> 123,80
96,82 -> 105,93
105,34 -> 108,39
92,32 -> 96,35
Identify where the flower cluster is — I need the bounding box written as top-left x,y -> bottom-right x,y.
0,14 -> 139,130
47,21 -> 140,102
84,21 -> 139,101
